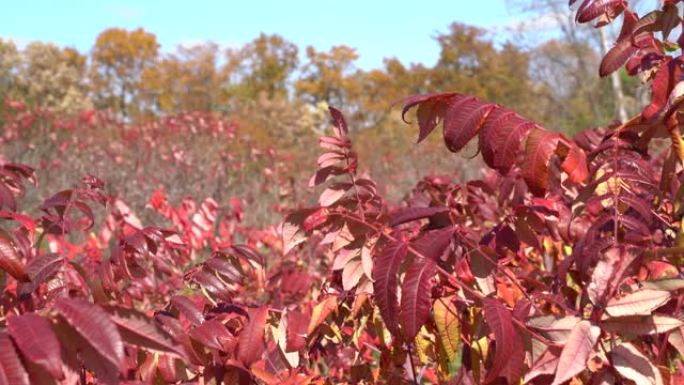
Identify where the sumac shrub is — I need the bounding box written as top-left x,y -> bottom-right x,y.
3,1 -> 684,385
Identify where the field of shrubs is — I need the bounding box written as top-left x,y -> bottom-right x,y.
3,1 -> 684,384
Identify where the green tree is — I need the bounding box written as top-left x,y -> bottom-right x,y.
0,39 -> 21,103
19,43 -> 90,113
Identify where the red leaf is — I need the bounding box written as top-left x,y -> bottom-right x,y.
521,128 -> 561,196
319,184 -> 350,207
106,306 -> 184,356
411,227 -> 454,261
524,348 -> 560,383
282,208 -> 318,254
644,58 -> 681,120
499,331 -> 526,385
388,206 -> 449,227
372,242 -> 408,335
53,319 -> 120,385
611,342 -> 664,385
285,311 -> 309,352
561,143 -> 589,183
552,320 -> 600,385
238,307 -> 269,367
192,270 -> 231,302
328,107 -> 348,137
7,314 -> 63,379
401,92 -> 457,143
576,0 -> 626,24
482,299 -> 518,384
18,253 -> 64,296
26,253 -> 63,282
171,295 -> 205,326
0,211 -> 36,232
0,229 -> 28,282
602,40 -> 638,77
189,320 -> 237,352
442,96 -> 493,152
600,314 -> 683,335
400,256 -> 437,340
54,298 -> 124,371
605,289 -> 671,317
631,10 -> 660,37
483,113 -> 536,173
0,333 -> 29,385
401,92 -> 589,194
342,259 -> 364,291
599,9 -> 639,77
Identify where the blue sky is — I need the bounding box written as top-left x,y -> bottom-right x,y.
1,1 -> 521,69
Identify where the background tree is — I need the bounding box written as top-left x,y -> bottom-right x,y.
141,42 -> 224,113
506,0 -> 638,127
19,43 -> 90,113
528,39 -> 617,133
295,45 -> 360,108
0,39 -> 21,104
430,23 -> 540,120
223,33 -> 298,101
89,27 -> 159,117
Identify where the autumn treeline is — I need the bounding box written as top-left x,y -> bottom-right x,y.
0,23 -> 643,135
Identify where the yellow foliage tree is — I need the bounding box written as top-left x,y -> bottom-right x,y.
224,33 -> 298,101
141,42 -> 225,113
90,27 -> 159,118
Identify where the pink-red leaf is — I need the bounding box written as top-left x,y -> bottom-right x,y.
561,143 -> 589,183
400,256 -> 437,340
52,319 -> 120,385
372,242 -> 408,335
442,96 -> 492,152
106,306 -> 183,356
54,298 -> 123,371
342,259 -> 364,291
0,333 -> 29,385
189,320 -> 237,352
643,58 -> 681,120
238,307 -> 269,367
576,0 -> 625,24
285,310 -> 309,352
484,113 -> 536,174
524,348 -> 560,383
411,227 -> 454,261
605,289 -> 671,317
319,184 -> 349,207
552,320 -> 600,385
482,299 -> 518,384
611,342 -> 664,385
401,92 -> 457,143
388,206 -> 449,227
600,314 -> 683,335
7,314 -> 63,379
0,229 -> 28,282
171,295 -> 205,326
522,128 -> 561,196
328,106 -> 348,137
